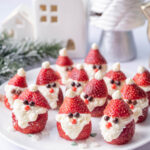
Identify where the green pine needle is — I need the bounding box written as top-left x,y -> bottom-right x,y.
0,32 -> 62,84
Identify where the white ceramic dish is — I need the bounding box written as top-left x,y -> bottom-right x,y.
0,67 -> 149,150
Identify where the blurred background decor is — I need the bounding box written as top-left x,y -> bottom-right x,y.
90,0 -> 146,62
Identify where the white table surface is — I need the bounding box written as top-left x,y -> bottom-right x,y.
0,0 -> 150,150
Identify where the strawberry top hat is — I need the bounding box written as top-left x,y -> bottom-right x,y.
83,70 -> 108,98
85,43 -> 107,65
105,63 -> 126,82
36,61 -> 59,85
8,68 -> 27,88
59,89 -> 90,114
121,78 -> 146,100
133,66 -> 150,87
18,84 -> 50,109
104,90 -> 133,118
68,64 -> 88,82
56,48 -> 73,67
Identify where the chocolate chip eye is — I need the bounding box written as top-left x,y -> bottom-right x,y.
16,90 -> 22,95
116,81 -> 121,86
52,83 -> 56,88
110,80 -> 114,84
77,83 -> 81,87
11,89 -> 16,94
127,100 -> 132,104
68,113 -> 73,118
133,100 -> 137,105
23,100 -> 29,105
98,65 -> 102,70
46,84 -> 51,88
29,101 -> 35,106
93,65 -> 97,69
113,118 -> 119,124
66,68 -> 69,71
89,97 -> 93,102
70,67 -> 73,71
84,94 -> 88,99
104,116 -> 110,121
74,112 -> 80,118
71,82 -> 76,87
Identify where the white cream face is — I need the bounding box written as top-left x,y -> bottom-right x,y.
140,86 -> 150,92
104,77 -> 125,96
124,98 -> 149,123
56,113 -> 91,140
38,82 -> 60,109
13,99 -> 47,128
56,65 -> 73,84
4,84 -> 26,107
84,64 -> 107,80
81,92 -> 107,112
67,79 -> 87,95
100,115 -> 134,142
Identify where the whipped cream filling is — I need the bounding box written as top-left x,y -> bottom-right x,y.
13,99 -> 47,128
84,64 -> 107,80
104,77 -> 125,96
124,98 -> 148,123
56,65 -> 73,85
140,86 -> 150,92
100,115 -> 134,142
67,79 -> 87,95
4,84 -> 26,108
81,92 -> 107,111
38,83 -> 59,109
56,114 -> 91,140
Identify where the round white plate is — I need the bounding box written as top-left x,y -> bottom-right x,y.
0,67 -> 150,150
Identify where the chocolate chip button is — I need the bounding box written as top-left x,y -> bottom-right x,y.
84,94 -> 88,99
133,101 -> 137,105
11,89 -> 16,94
68,113 -> 73,118
29,101 -> 35,106
71,82 -> 75,87
89,97 -> 93,102
23,100 -> 29,105
46,84 -> 51,88
116,81 -> 121,86
128,100 -> 132,104
113,118 -> 119,124
93,65 -> 97,69
99,65 -> 102,70
110,80 -> 114,84
104,116 -> 110,121
52,83 -> 56,88
16,90 -> 22,95
74,112 -> 80,118
77,83 -> 81,87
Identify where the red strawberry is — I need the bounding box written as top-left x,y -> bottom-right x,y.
4,96 -> 12,110
137,107 -> 149,123
147,91 -> 150,105
12,113 -> 48,134
56,56 -> 73,66
56,88 -> 63,108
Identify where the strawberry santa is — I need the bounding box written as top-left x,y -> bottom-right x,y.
81,70 -> 108,117
12,84 -> 50,134
104,63 -> 126,100
133,66 -> 150,105
67,64 -> 88,95
36,61 -> 63,110
100,90 -> 135,145
56,89 -> 92,141
4,68 -> 27,110
121,78 -> 149,123
56,48 -> 74,85
84,43 -> 107,79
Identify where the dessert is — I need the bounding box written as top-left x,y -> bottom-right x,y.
81,70 -> 108,117
104,63 -> 126,100
4,68 -> 27,110
100,91 -> 135,145
12,84 -> 50,134
133,66 -> 150,105
56,48 -> 74,85
36,61 -> 63,109
84,43 -> 107,79
56,89 -> 92,141
67,64 -> 88,96
121,78 -> 149,123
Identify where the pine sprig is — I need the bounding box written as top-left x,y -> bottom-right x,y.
0,32 -> 62,84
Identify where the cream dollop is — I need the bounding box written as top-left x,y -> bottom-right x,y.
42,61 -> 50,68
76,64 -> 83,70
17,68 -> 26,77
112,90 -> 122,99
59,48 -> 67,56
137,66 -> 146,74
112,63 -> 120,71
91,43 -> 98,50
28,84 -> 38,92
126,78 -> 134,85
65,89 -> 77,98
94,70 -> 103,80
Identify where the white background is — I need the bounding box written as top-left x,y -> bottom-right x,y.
0,0 -> 150,150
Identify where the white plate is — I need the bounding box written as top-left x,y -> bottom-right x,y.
0,67 -> 150,150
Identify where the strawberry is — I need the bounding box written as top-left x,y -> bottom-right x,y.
137,107 -> 149,123
56,88 -> 63,108
56,56 -> 73,66
12,112 -> 48,134
147,91 -> 150,105
4,97 -> 12,110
